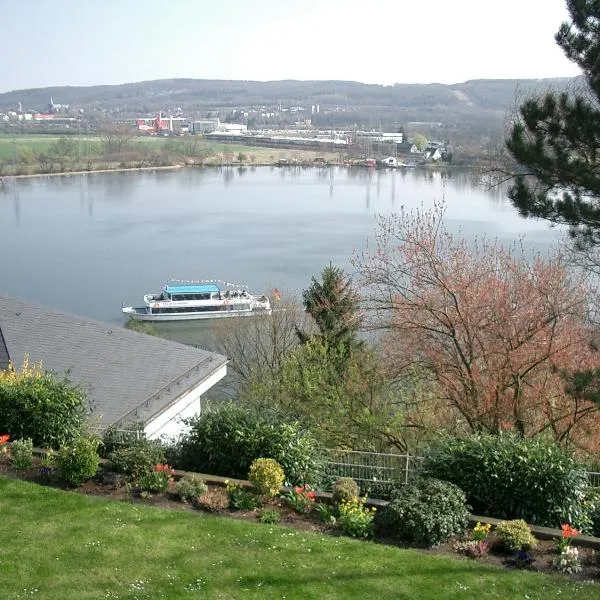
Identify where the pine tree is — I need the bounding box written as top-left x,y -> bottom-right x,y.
297,264 -> 361,350
506,0 -> 600,247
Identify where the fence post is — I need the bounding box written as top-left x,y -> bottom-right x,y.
404,454 -> 410,485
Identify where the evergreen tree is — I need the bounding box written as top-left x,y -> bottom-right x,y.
297,264 -> 361,351
506,0 -> 600,247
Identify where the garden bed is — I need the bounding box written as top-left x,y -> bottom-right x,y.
1,456 -> 599,583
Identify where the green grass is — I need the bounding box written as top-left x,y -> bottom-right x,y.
1,477 -> 597,600
0,133 -> 340,165
0,135 -> 63,159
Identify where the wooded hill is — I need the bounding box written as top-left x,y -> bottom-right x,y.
0,77 -> 581,154
0,77 -> 578,114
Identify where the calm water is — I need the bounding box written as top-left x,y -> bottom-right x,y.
0,166 -> 562,341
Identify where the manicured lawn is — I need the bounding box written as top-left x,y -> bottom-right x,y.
1,477 -> 597,600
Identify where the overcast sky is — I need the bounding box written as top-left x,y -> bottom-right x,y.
0,0 -> 582,93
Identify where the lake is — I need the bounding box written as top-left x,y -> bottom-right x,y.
0,166 -> 563,342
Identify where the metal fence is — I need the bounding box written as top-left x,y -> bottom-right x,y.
88,428 -> 600,490
323,449 -> 423,487
588,472 -> 600,487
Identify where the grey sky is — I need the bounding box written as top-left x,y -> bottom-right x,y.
0,0 -> 582,93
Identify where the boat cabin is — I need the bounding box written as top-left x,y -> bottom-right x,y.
162,284 -> 221,301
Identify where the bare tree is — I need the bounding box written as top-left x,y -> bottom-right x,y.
353,201 -> 599,450
210,296 -> 312,389
99,124 -> 135,157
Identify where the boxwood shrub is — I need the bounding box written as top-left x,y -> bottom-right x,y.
424,433 -> 591,531
375,477 -> 470,547
175,403 -> 324,486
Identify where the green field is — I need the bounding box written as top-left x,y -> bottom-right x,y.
1,476 -> 597,600
0,133 -> 340,167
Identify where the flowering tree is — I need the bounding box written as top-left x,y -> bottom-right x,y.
354,202 -> 599,449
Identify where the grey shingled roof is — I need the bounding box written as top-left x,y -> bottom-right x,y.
0,295 -> 228,430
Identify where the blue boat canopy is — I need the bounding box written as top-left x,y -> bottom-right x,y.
164,284 -> 220,295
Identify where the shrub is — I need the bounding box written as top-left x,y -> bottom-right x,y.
176,404 -> 324,486
584,487 -> 600,537
10,438 -> 34,470
0,359 -> 86,449
138,464 -> 173,495
453,539 -> 490,559
337,497 -> 376,538
195,488 -> 228,512
332,477 -> 360,505
101,423 -> 146,457
424,433 -> 591,530
248,458 -> 285,498
375,478 -> 470,547
225,480 -> 260,511
493,519 -> 537,552
109,441 -> 165,479
175,474 -> 208,504
259,509 -> 281,524
57,436 -> 101,487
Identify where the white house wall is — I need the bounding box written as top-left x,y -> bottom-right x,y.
144,364 -> 227,441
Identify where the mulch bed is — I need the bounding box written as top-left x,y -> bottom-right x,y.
2,458 -> 599,582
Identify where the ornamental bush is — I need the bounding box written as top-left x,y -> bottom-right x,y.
175,474 -> 208,504
424,433 -> 591,530
493,519 -> 537,552
10,438 -> 34,471
176,404 -> 324,486
248,458 -> 285,498
138,465 -> 173,495
331,477 -> 360,505
109,441 -> 166,479
375,477 -> 470,547
57,435 -> 101,487
0,358 -> 86,448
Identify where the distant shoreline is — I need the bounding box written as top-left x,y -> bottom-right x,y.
0,160 -> 459,182
1,164 -> 185,180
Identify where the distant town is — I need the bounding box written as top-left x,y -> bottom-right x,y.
0,95 -> 451,169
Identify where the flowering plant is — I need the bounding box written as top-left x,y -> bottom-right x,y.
0,434 -> 9,454
155,463 -> 175,475
556,523 -> 580,553
471,522 -> 491,542
282,485 -> 317,514
224,480 -> 259,511
337,497 -> 376,538
453,539 -> 490,559
138,463 -> 174,495
553,545 -> 582,574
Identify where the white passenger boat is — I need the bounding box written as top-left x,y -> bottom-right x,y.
122,281 -> 272,321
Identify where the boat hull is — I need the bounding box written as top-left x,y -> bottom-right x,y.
122,306 -> 272,322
